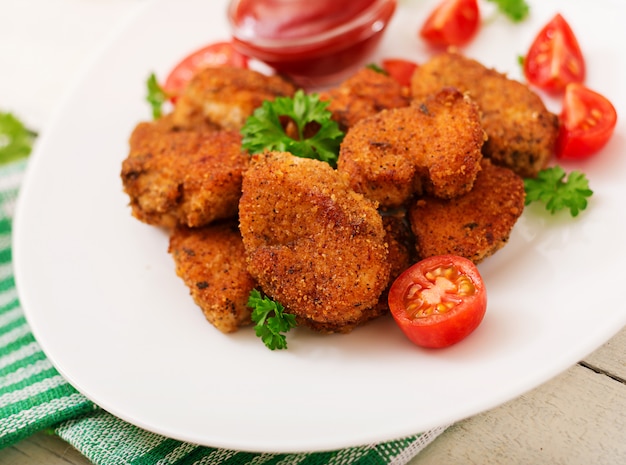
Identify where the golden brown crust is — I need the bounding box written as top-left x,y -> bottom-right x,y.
320,67 -> 411,131
172,67 -> 296,131
372,211 -> 417,315
381,212 -> 416,285
410,51 -> 559,178
169,221 -> 256,333
121,120 -> 248,228
122,56 -> 538,338
238,151 -> 390,333
337,87 -> 486,208
408,159 -> 525,264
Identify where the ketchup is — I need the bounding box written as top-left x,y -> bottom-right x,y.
228,0 -> 397,88
232,0 -> 379,40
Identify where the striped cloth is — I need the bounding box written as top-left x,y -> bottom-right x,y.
0,160 -> 446,464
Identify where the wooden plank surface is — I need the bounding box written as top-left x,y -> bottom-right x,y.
0,431 -> 90,465
1,1 -> 625,463
2,325 -> 624,465
410,363 -> 626,464
409,325 -> 626,464
583,327 -> 626,381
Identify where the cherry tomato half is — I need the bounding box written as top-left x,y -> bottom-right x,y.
388,255 -> 487,348
163,41 -> 249,101
556,83 -> 618,160
382,59 -> 419,87
523,13 -> 585,93
419,0 -> 480,48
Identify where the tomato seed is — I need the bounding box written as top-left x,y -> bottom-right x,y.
566,59 -> 581,76
591,108 -> 602,121
457,276 -> 476,296
584,117 -> 597,128
404,265 -> 476,319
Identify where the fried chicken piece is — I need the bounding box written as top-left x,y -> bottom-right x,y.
169,221 -> 256,333
408,159 -> 525,264
121,120 -> 248,228
382,212 -> 416,284
372,212 -> 417,315
319,67 -> 411,131
337,87 -> 486,208
410,51 -> 559,178
239,151 -> 390,333
127,113 -> 218,151
171,67 -> 296,131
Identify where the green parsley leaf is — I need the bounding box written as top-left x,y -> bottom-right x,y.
248,289 -> 297,350
241,89 -> 344,167
366,63 -> 387,75
0,112 -> 36,165
486,0 -> 530,22
146,73 -> 168,120
524,166 -> 593,217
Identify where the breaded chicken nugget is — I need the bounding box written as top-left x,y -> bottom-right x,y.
410,51 -> 559,178
372,212 -> 417,314
239,151 -> 390,333
172,67 -> 296,131
338,87 -> 486,208
319,67 -> 410,131
169,221 -> 256,333
408,159 -> 525,263
382,212 -> 416,286
121,120 -> 248,228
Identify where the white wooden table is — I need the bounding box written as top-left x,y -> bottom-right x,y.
1,1 -> 625,464
2,332 -> 624,465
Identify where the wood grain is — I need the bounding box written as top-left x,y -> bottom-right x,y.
0,431 -> 90,465
1,327 -> 624,465
410,326 -> 626,465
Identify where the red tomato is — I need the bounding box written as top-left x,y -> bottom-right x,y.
163,41 -> 249,101
419,0 -> 480,47
388,255 -> 487,349
556,83 -> 618,160
523,14 -> 585,93
382,59 -> 419,87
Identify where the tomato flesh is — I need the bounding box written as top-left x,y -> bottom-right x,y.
382,59 -> 419,87
163,41 -> 249,102
404,265 -> 476,318
388,255 -> 487,348
419,0 -> 480,47
556,83 -> 618,160
523,13 -> 585,93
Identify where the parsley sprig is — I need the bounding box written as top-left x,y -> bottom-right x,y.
0,112 -> 36,165
241,89 -> 344,167
146,73 -> 168,120
248,289 -> 297,350
486,0 -> 530,22
524,166 -> 593,217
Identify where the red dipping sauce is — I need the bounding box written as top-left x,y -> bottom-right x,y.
227,0 -> 397,88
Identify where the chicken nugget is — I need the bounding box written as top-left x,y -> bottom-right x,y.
121,121 -> 248,228
338,87 -> 486,208
372,211 -> 417,315
169,221 -> 256,333
239,151 -> 390,333
408,159 -> 525,263
172,67 -> 296,131
410,51 -> 559,178
381,212 -> 416,285
320,67 -> 410,131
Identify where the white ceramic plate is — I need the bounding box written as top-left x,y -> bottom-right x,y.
13,0 -> 626,454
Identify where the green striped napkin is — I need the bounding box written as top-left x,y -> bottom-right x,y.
0,159 -> 446,464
